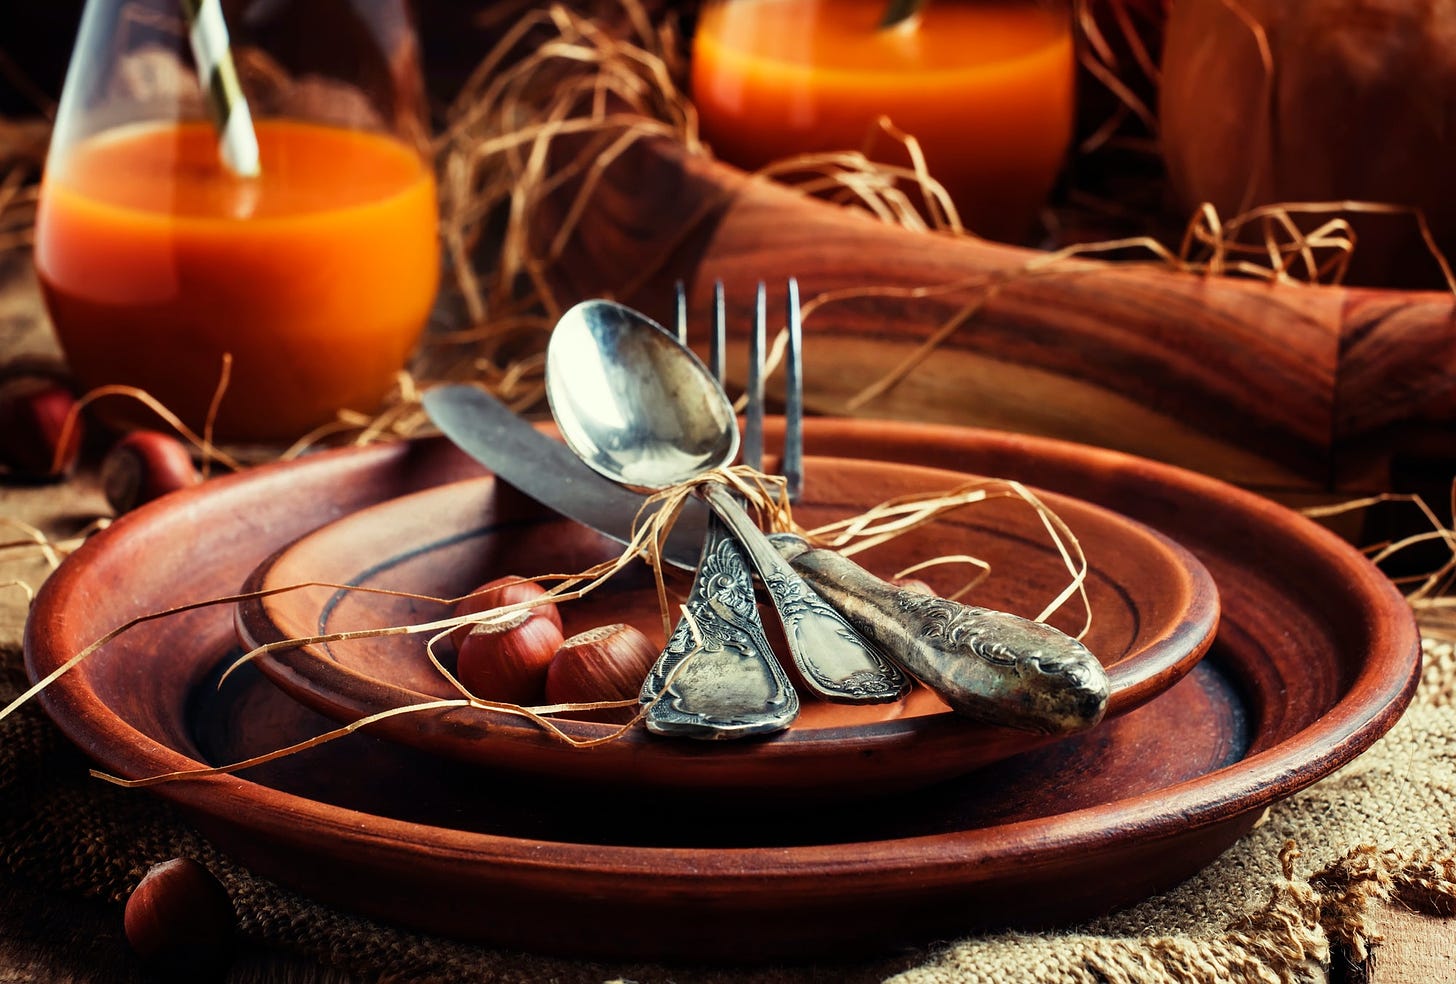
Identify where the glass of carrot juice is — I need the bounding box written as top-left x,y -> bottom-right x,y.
34,0 -> 439,443
691,0 -> 1074,244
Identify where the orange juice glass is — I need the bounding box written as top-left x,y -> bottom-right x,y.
34,0 -> 438,442
692,0 -> 1075,243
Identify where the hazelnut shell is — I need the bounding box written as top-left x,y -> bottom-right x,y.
546,623 -> 659,706
0,379 -> 83,479
101,430 -> 200,513
451,575 -> 562,650
456,611 -> 564,705
123,857 -> 235,978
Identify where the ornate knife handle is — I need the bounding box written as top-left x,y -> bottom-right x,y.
769,533 -> 1110,735
700,483 -> 909,704
640,511 -> 799,739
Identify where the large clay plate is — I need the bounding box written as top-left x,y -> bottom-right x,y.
235,455 -> 1219,797
25,421 -> 1421,961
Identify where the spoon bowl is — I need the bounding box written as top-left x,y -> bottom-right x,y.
546,301 -> 739,491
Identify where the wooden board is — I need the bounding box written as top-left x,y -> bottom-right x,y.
528,130 -> 1456,508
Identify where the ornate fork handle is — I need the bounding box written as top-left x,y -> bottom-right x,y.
640,511 -> 799,739
700,483 -> 909,703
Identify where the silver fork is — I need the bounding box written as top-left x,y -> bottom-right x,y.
676,278 -> 801,499
741,279 -> 804,502
700,278 -> 909,705
638,283 -> 801,740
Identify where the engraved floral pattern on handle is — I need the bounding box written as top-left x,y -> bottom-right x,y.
640,514 -> 799,739
761,569 -> 909,701
698,482 -> 910,704
907,594 -> 1020,664
770,533 -> 1110,735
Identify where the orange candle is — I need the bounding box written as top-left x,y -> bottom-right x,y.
692,0 -> 1075,242
34,119 -> 438,442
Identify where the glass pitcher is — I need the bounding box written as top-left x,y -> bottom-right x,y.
34,0 -> 439,442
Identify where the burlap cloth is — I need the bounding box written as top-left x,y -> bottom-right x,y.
2,634 -> 1454,984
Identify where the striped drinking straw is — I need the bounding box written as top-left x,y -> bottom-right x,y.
179,0 -> 261,177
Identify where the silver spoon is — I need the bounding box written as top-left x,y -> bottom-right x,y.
547,300 -> 795,739
544,299 -> 909,708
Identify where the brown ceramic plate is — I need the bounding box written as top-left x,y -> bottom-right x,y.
235,455 -> 1219,797
24,421 -> 1421,961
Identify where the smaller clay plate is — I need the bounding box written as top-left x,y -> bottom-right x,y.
235,455 -> 1218,797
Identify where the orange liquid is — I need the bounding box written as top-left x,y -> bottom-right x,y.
35,120 -> 439,441
692,0 -> 1074,242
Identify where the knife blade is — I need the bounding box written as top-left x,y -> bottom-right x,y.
422,384 -> 706,569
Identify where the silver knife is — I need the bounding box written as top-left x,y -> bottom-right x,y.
422,385 -> 705,569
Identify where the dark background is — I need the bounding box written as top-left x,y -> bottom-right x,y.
0,1 -> 522,118
0,4 -> 83,114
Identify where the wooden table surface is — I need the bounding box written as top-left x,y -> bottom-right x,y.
1,253 -> 1453,982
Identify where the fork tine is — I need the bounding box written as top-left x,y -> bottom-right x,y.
710,279 -> 726,386
744,281 -> 766,471
784,278 -> 804,502
673,279 -> 688,346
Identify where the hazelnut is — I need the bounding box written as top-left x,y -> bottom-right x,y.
456,610 -> 564,705
451,575 -> 561,651
123,857 -> 235,979
546,623 -> 659,709
0,378 -> 83,480
101,430 -> 200,513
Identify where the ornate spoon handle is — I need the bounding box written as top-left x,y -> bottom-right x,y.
700,483 -> 909,703
640,511 -> 799,739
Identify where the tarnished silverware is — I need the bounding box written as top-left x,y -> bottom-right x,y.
425,381 -> 1108,734
743,279 -> 803,503
641,515 -> 799,738
725,281 -> 908,702
770,533 -> 1111,735
421,384 -> 706,570
639,281 -> 797,739
544,288 -> 909,706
